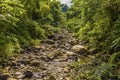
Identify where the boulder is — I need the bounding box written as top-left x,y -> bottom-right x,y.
71,45 -> 88,55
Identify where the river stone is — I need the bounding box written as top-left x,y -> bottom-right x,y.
16,75 -> 24,79
64,68 -> 70,73
15,72 -> 23,76
66,51 -> 77,56
30,60 -> 40,67
71,45 -> 84,52
71,45 -> 88,55
24,71 -> 33,78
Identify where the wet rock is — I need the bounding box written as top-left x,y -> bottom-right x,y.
0,73 -> 9,80
24,71 -> 33,78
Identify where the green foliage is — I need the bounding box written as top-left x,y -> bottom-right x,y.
0,0 -> 66,57
67,0 -> 120,53
70,56 -> 119,80
67,0 -> 120,79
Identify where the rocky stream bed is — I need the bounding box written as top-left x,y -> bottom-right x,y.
0,30 -> 90,80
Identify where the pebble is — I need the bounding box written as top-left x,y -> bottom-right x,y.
30,60 -> 40,67
2,29 -> 84,80
64,68 -> 70,73
15,72 -> 23,76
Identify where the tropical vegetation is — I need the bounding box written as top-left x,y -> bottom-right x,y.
0,0 -> 120,80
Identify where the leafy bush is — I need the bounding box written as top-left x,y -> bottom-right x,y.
67,0 -> 120,79
0,0 -> 66,58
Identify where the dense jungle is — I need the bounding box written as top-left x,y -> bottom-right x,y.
0,0 -> 120,80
